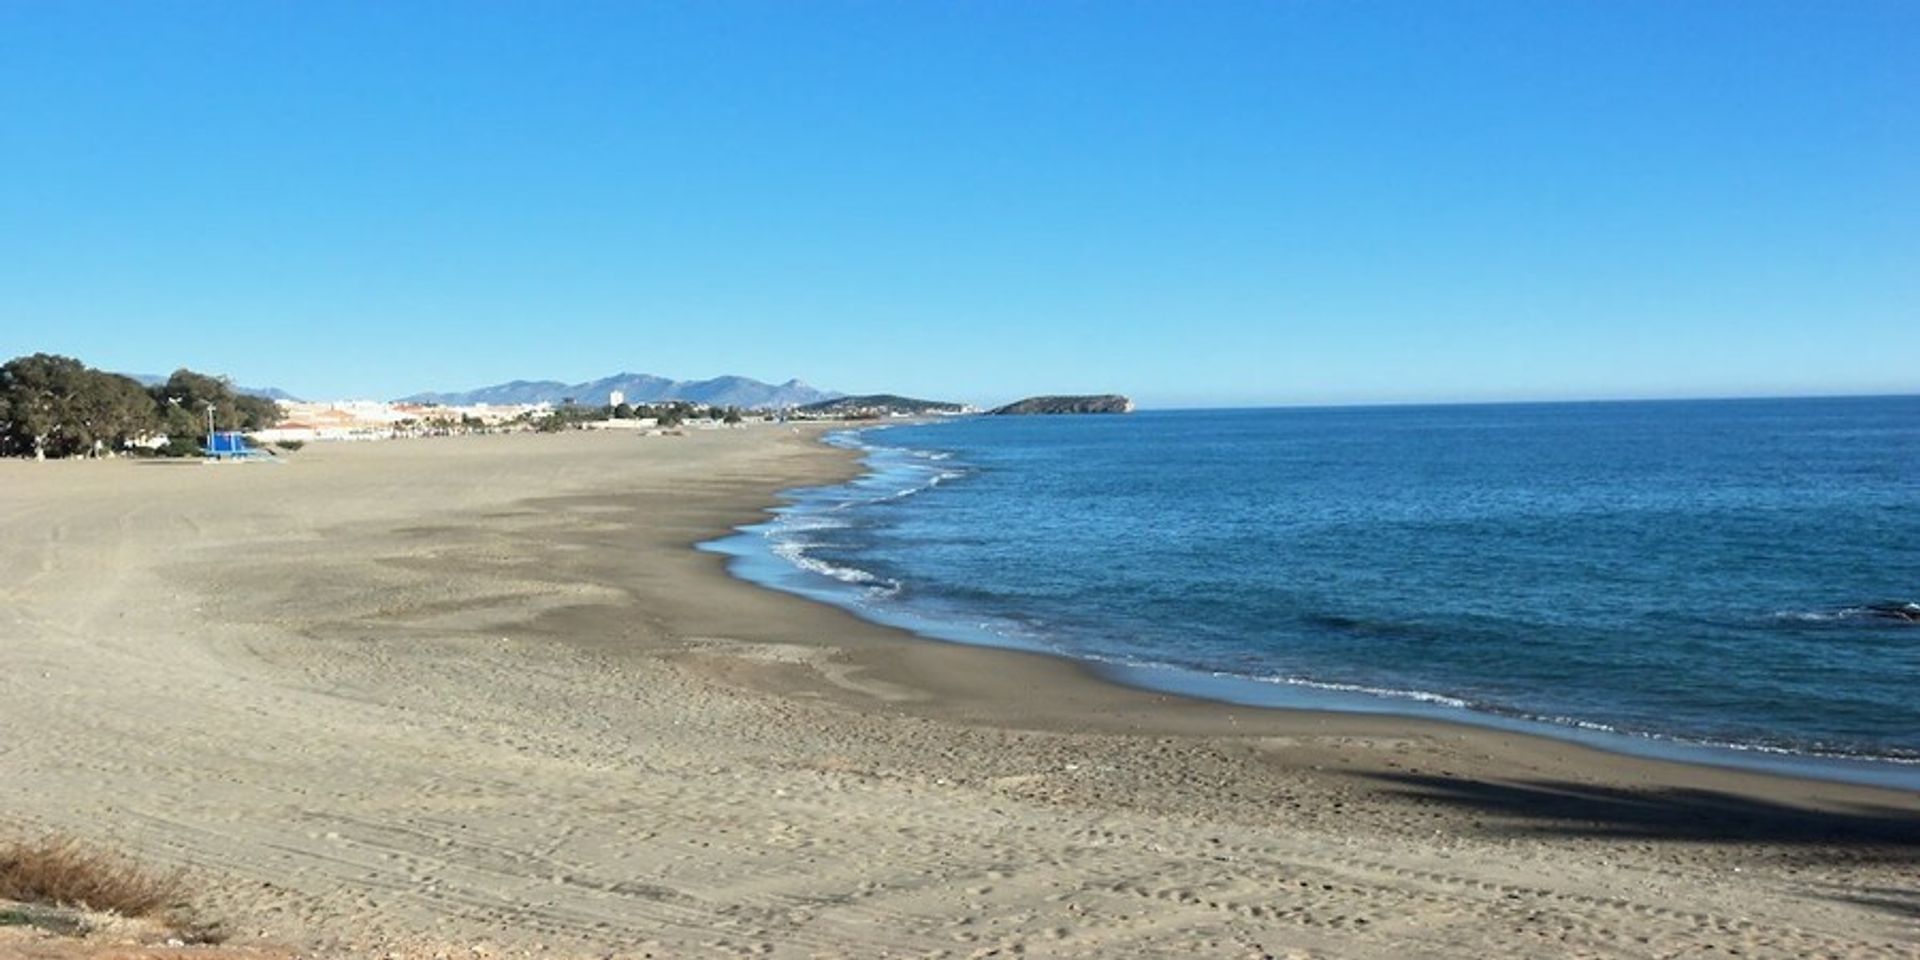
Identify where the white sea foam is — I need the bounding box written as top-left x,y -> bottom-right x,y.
1244,673 -> 1475,710
758,429 -> 940,598
863,469 -> 967,504
767,538 -> 901,595
771,512 -> 850,533
1133,659 -> 1920,765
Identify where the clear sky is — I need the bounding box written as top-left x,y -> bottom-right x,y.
2,2 -> 1914,407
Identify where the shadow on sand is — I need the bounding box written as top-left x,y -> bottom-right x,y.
1822,885 -> 1920,921
134,456 -> 284,467
1365,772 -> 1920,856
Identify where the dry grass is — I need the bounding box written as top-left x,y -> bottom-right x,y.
0,835 -> 181,918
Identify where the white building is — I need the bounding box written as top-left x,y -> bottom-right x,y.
255,399 -> 551,442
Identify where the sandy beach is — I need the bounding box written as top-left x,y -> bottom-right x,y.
2,426 -> 1916,959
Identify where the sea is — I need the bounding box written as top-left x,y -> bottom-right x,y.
705,396 -> 1920,788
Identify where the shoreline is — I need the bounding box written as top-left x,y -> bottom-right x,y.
4,427 -> 1916,957
711,422 -> 1920,793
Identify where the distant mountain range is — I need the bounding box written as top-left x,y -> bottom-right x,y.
125,373 -> 303,403
400,373 -> 842,409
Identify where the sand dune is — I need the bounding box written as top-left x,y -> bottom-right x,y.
2,428 -> 1915,958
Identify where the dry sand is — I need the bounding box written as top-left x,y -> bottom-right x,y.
1,427 -> 1915,959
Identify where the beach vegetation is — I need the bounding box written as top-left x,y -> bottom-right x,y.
0,834 -> 182,918
529,402 -> 617,432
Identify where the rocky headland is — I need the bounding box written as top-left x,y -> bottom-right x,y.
988,394 -> 1135,415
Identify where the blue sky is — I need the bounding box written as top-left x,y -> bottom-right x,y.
2,2 -> 1914,407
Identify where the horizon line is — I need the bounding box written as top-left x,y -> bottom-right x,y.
1133,390 -> 1920,413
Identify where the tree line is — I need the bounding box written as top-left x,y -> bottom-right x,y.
612,401 -> 746,426
0,353 -> 282,459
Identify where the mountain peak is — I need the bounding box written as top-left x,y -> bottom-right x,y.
399,373 -> 842,409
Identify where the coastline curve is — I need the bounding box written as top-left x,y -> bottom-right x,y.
702,423 -> 1920,793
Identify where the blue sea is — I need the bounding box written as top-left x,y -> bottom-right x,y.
706,397 -> 1920,787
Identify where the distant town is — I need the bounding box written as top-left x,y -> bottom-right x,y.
256,391 -> 980,445
0,353 -> 1141,459
0,353 -> 983,458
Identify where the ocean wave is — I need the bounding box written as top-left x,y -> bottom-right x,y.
1078,653 -> 1920,765
816,467 -> 967,514
1515,712 -> 1920,765
1293,681 -> 1920,763
1772,601 -> 1920,625
865,469 -> 967,504
772,512 -> 851,532
1245,674 -> 1475,710
752,428 -> 972,600
821,430 -> 882,455
1069,651 -> 1480,710
767,538 -> 901,596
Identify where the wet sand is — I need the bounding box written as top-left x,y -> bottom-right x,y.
2,427 -> 1916,958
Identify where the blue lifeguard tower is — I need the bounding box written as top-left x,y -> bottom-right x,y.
203,431 -> 270,460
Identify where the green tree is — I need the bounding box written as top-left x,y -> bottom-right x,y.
150,369 -> 282,439
73,369 -> 158,454
0,353 -> 160,458
0,353 -> 76,458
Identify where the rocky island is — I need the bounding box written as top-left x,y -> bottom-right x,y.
989,394 -> 1135,415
